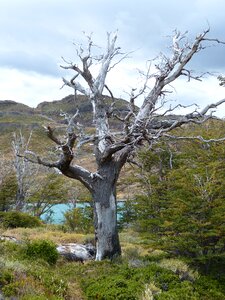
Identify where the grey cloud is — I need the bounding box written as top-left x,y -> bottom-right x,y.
0,0 -> 225,77
0,50 -> 60,76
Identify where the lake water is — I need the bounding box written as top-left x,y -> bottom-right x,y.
41,202 -> 124,224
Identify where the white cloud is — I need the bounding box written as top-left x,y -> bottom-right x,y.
0,68 -> 69,107
161,77 -> 225,118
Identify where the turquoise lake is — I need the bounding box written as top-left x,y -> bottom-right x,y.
41,202 -> 124,224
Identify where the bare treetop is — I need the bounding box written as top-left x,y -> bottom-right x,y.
25,29 -> 225,172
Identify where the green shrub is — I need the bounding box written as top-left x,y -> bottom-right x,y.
0,173 -> 17,211
194,276 -> 225,300
84,274 -> 141,299
81,262 -> 183,300
155,281 -> 199,300
24,239 -> 59,265
0,269 -> 14,286
0,270 -> 19,298
63,206 -> 93,233
0,211 -> 42,228
2,281 -> 20,297
80,260 -> 225,300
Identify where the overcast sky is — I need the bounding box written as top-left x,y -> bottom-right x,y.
0,0 -> 225,116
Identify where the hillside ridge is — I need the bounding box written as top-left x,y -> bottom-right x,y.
0,94 -> 129,127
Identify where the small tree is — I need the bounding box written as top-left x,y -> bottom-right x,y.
0,153 -> 15,211
64,205 -> 93,233
24,28 -> 225,260
27,173 -> 69,218
0,173 -> 17,211
0,153 -> 11,186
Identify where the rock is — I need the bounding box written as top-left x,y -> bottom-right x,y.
0,235 -> 20,243
56,243 -> 96,262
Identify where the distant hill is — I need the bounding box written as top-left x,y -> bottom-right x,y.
0,93 -> 130,158
0,94 -> 135,199
0,100 -> 34,113
0,94 -> 129,127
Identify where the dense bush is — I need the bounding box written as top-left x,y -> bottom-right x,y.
0,211 -> 42,228
130,124 -> 225,259
63,205 -> 93,233
24,239 -> 59,265
80,260 -> 225,300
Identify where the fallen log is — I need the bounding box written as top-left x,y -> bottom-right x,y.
57,243 -> 96,262
0,235 -> 20,243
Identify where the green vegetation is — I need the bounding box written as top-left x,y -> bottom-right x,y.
0,235 -> 225,299
0,211 -> 42,228
0,173 -> 17,211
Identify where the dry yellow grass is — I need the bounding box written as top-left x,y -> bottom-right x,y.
120,229 -> 153,257
2,227 -> 94,244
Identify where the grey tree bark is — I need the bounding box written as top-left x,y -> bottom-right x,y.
23,29 -> 225,260
92,162 -> 121,260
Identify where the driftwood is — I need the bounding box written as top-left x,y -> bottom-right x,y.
0,235 -> 95,262
57,243 -> 96,262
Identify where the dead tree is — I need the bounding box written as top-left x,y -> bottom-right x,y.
12,131 -> 36,211
25,29 -> 225,260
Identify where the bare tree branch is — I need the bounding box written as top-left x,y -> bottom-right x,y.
200,98 -> 225,115
44,126 -> 63,145
61,77 -> 88,95
163,134 -> 225,143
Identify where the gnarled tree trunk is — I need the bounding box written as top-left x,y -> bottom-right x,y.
92,161 -> 121,260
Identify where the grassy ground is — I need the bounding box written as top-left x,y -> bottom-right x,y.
0,226 -> 225,300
